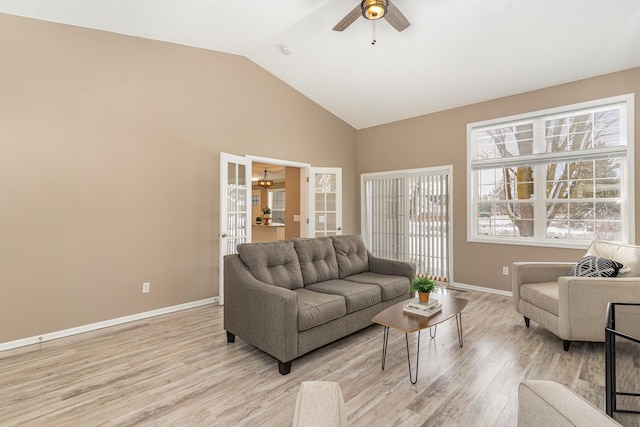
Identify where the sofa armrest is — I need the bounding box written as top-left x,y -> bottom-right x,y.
518,380 -> 622,426
558,276 -> 640,342
223,254 -> 298,363
512,262 -> 574,310
367,250 -> 416,282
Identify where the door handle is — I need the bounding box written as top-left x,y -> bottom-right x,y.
337,227 -> 342,231
220,233 -> 228,238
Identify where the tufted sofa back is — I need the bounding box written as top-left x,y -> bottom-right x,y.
330,235 -> 369,278
293,237 -> 339,286
237,240 -> 304,289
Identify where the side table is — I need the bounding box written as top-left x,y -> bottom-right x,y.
605,301 -> 640,417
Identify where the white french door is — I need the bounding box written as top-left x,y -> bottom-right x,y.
306,167 -> 343,237
218,153 -> 252,305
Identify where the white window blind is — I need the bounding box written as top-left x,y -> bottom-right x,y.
362,167 -> 452,283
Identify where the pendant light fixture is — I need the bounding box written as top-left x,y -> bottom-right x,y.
257,169 -> 274,188
361,0 -> 388,20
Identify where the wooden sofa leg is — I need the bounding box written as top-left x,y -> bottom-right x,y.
524,316 -> 530,327
278,360 -> 292,375
226,331 -> 235,343
563,340 -> 571,351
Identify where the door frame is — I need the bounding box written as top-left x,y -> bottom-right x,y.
245,155 -> 311,237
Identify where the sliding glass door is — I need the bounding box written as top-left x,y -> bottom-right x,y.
361,166 -> 453,283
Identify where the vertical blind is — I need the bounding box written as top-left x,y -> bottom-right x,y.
362,168 -> 451,283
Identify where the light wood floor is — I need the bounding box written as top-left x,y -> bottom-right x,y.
1,288 -> 639,426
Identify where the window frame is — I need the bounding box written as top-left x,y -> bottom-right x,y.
467,94 -> 635,249
268,188 -> 286,225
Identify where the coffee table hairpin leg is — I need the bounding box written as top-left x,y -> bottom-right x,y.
456,312 -> 464,347
381,327 -> 421,384
380,313 -> 464,384
381,326 -> 389,370
405,331 -> 421,384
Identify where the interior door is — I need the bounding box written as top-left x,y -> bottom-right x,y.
219,152 -> 251,305
307,167 -> 343,237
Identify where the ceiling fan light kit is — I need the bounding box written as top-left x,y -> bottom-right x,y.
333,0 -> 409,33
361,0 -> 387,20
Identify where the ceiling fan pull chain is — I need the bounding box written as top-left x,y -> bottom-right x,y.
371,20 -> 376,45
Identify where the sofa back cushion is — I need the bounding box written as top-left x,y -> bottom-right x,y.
293,237 -> 340,286
237,241 -> 304,289
330,235 -> 369,278
586,240 -> 640,277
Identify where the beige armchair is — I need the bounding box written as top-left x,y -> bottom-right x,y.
512,241 -> 640,350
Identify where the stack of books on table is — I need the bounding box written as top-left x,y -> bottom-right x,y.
403,297 -> 442,317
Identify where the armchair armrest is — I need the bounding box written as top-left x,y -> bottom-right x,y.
558,276 -> 640,342
512,262 -> 575,284
512,262 -> 574,310
223,254 -> 298,363
367,250 -> 416,282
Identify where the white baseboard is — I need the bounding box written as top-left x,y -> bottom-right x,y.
448,281 -> 513,297
0,297 -> 219,352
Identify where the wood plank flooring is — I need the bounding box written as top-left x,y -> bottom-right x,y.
1,288 -> 639,426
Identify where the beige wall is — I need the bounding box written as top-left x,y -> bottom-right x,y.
3,11 -> 639,345
284,167 -> 301,239
357,67 -> 640,292
0,14 -> 356,343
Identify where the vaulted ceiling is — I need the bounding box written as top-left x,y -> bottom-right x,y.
2,0 -> 640,129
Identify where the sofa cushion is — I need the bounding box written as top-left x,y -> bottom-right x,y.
520,282 -> 559,315
330,235 -> 369,278
237,240 -> 304,290
343,272 -> 409,301
568,255 -> 624,278
306,279 -> 381,313
587,240 -> 640,278
294,289 -> 347,331
293,237 -> 340,286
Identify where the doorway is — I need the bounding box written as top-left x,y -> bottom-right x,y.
218,153 -> 343,304
251,161 -> 301,242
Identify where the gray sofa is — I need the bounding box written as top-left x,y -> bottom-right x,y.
224,234 -> 415,374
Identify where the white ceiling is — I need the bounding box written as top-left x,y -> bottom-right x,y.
2,0 -> 640,129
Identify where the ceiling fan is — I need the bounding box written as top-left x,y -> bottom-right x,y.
333,0 -> 410,32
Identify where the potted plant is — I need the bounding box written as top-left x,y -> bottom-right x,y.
255,216 -> 262,224
262,206 -> 271,225
409,274 -> 437,303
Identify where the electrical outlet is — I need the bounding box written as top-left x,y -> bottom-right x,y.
142,282 -> 150,293
502,266 -> 509,276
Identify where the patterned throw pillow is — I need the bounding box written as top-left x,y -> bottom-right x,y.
568,255 -> 625,278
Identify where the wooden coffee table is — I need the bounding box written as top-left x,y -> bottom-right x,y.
372,294 -> 468,384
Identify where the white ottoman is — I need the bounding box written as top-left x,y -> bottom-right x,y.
293,381 -> 347,427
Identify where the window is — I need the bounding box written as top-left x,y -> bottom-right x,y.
468,95 -> 634,248
268,189 -> 286,225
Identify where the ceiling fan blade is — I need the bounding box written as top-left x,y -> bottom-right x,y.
333,4 -> 362,31
385,2 -> 410,32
